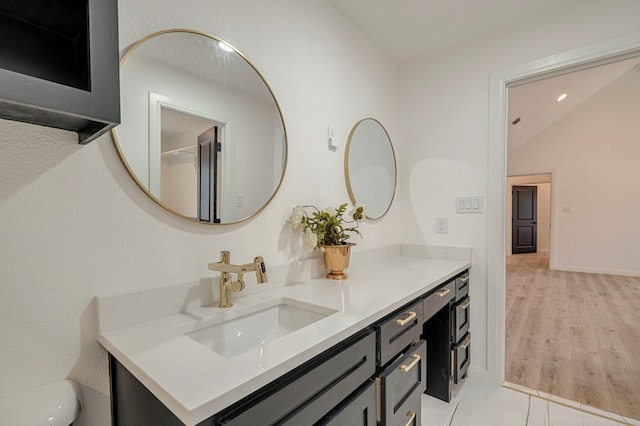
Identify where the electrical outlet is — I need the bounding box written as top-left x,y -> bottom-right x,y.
436,217 -> 448,234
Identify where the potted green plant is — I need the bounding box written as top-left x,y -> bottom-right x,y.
288,203 -> 365,279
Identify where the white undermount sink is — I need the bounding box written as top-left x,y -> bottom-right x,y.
182,298 -> 337,357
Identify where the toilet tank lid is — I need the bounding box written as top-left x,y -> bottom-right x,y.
0,380 -> 81,426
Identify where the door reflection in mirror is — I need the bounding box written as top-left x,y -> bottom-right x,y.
112,30 -> 287,224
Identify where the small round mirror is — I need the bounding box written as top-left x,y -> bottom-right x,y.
113,30 -> 287,224
344,118 -> 397,219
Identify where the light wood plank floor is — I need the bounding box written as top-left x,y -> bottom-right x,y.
506,253 -> 640,421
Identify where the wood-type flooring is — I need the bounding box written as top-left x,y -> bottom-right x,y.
506,253 -> 640,421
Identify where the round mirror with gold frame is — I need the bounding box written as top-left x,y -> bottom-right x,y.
113,29 -> 287,224
344,118 -> 396,219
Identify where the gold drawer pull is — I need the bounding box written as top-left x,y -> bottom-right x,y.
403,410 -> 416,426
395,311 -> 417,326
400,354 -> 421,372
459,275 -> 469,283
436,287 -> 451,297
461,336 -> 471,349
459,300 -> 470,309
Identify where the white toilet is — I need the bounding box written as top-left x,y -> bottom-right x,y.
0,380 -> 82,425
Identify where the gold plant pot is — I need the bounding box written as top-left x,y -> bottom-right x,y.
320,243 -> 354,280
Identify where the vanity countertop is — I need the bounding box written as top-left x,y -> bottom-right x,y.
97,249 -> 470,425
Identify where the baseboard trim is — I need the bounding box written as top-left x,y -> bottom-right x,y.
552,265 -> 640,277
467,365 -> 488,381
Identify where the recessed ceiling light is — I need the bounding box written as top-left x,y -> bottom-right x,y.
218,41 -> 234,52
556,93 -> 568,102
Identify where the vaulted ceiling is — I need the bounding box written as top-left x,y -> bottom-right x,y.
327,0 -> 640,150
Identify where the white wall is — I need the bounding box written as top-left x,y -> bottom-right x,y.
0,1 -> 400,424
509,65 -> 640,276
398,0 -> 640,374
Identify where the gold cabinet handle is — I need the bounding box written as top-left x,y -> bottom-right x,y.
459,275 -> 469,283
403,410 -> 416,426
461,336 -> 471,349
459,299 -> 470,309
395,311 -> 417,326
400,354 -> 421,372
436,287 -> 451,297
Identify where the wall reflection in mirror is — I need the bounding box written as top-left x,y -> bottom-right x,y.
113,30 -> 287,224
345,118 -> 396,219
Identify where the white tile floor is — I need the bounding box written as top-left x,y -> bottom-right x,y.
421,378 -> 639,425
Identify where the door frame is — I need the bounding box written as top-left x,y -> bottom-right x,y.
486,31 -> 640,384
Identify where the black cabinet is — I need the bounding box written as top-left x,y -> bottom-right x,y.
422,270 -> 471,402
0,0 -> 120,143
319,381 -> 377,426
374,300 -> 423,367
217,331 -> 376,426
376,340 -> 426,426
373,299 -> 427,426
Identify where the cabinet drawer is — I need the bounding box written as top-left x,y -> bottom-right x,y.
318,380 -> 376,425
376,300 -> 423,367
377,340 -> 426,426
452,332 -> 470,384
455,272 -> 470,302
423,281 -> 455,321
218,331 -> 376,426
452,296 -> 470,343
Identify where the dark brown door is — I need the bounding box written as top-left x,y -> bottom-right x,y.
197,126 -> 221,223
512,185 -> 537,254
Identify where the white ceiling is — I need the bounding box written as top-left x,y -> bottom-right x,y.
507,57 -> 640,153
327,0 -> 581,63
327,0 -> 640,151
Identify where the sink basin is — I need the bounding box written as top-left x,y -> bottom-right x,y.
183,298 -> 337,357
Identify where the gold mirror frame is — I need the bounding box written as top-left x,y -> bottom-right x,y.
344,118 -> 397,219
112,29 -> 287,225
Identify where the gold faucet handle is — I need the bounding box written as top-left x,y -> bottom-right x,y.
254,256 -> 268,283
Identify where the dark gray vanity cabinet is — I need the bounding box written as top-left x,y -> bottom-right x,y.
108,270 -> 470,425
0,0 -> 120,144
373,300 -> 426,426
422,270 -> 471,402
376,341 -> 426,426
451,272 -> 471,384
217,330 -> 376,425
319,381 -> 377,426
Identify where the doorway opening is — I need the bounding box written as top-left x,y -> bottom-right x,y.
488,31 -> 640,423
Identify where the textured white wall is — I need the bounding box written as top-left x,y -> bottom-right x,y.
0,1 -> 400,424
509,66 -> 640,276
398,0 -> 640,373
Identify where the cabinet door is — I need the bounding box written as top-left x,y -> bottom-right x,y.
319,381 -> 376,426
218,331 -> 376,426
452,296 -> 470,343
455,272 -> 470,302
452,333 -> 471,384
377,340 -> 427,426
376,300 -> 423,367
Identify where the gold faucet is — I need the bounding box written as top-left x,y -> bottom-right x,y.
208,251 -> 268,308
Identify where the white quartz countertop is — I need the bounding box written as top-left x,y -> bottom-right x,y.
97,252 -> 470,425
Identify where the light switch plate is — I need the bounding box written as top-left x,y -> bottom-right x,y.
456,196 -> 483,214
